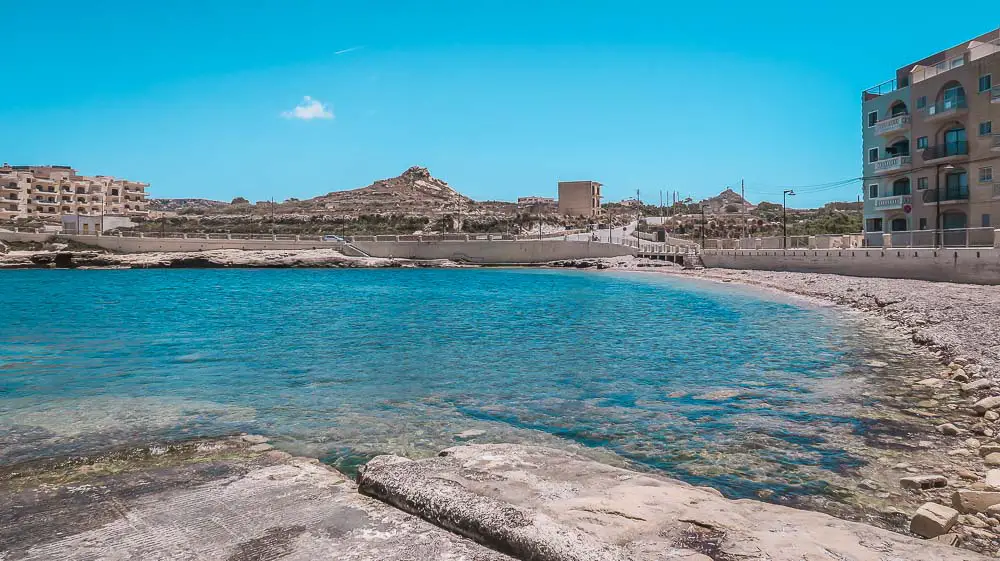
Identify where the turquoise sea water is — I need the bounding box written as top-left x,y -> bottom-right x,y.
0,268 -> 930,502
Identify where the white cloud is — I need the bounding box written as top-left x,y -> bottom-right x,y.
335,46 -> 364,55
281,96 -> 333,120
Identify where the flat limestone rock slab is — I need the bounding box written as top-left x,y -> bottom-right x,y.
357,443 -> 988,561
0,438 -> 512,561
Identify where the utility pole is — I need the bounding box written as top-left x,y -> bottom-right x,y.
271,197 -> 275,234
700,205 -> 706,249
741,178 -> 746,240
635,188 -> 640,247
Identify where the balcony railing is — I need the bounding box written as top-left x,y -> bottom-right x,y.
993,183 -> 1000,198
883,227 -> 995,248
993,134 -> 1000,151
875,114 -> 911,136
874,155 -> 912,173
922,186 -> 969,203
873,194 -> 911,210
923,141 -> 968,161
926,97 -> 967,118
993,85 -> 1000,103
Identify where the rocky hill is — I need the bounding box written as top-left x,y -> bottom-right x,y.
151,166 -> 474,218
293,166 -> 473,216
699,187 -> 754,214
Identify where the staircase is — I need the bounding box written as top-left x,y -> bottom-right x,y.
683,252 -> 705,269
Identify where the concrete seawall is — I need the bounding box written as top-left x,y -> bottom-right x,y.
0,232 -> 636,264
701,248 -> 1000,284
353,240 -> 634,263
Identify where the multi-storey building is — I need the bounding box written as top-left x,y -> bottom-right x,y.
0,164 -> 149,223
557,180 -> 603,217
862,29 -> 1000,246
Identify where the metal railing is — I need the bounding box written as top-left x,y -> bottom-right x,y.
922,186 -> 969,202
875,227 -> 996,248
922,141 -> 968,161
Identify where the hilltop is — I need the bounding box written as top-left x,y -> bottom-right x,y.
151,166 -> 473,217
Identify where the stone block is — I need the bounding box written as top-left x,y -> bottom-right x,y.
952,490 -> 1000,514
900,475 -> 948,491
911,502 -> 959,538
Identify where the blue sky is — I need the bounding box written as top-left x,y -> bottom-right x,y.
2,1 -> 995,207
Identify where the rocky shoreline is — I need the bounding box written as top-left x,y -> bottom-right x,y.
0,248 -> 461,269
615,264 -> 1000,554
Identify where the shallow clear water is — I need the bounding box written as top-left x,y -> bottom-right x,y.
0,268 -> 931,502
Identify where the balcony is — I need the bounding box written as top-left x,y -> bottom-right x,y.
923,141 -> 968,162
923,187 -> 969,204
873,194 -> 911,211
993,135 -> 1000,151
874,155 -> 912,174
926,97 -> 967,120
875,114 -> 911,136
993,86 -> 1000,103
993,183 -> 1000,199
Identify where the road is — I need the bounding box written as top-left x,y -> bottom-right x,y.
565,220 -> 639,245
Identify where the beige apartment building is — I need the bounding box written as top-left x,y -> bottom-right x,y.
0,164 -> 149,224
557,180 -> 603,217
862,29 -> 1000,247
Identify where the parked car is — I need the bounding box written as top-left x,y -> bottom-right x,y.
322,234 -> 345,242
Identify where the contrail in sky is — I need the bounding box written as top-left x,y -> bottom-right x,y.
335,46 -> 364,55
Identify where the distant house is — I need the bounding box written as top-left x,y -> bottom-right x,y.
517,196 -> 556,209
557,181 -> 603,217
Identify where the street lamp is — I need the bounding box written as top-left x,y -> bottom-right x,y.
934,163 -> 956,248
782,189 -> 796,249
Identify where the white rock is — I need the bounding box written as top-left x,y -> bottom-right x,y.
455,429 -> 487,440
986,453 -> 1000,466
986,411 -> 1000,421
986,470 -> 1000,491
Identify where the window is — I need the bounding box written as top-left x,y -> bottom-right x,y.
981,74 -> 993,92
917,177 -> 929,190
919,217 -> 927,230
891,218 -> 908,232
981,121 -> 993,136
917,136 -> 928,149
981,167 -> 994,183
951,57 -> 965,69
868,184 -> 879,198
867,111 -> 878,127
868,148 -> 878,163
866,218 -> 883,232
945,171 -> 969,200
983,214 -> 992,228
916,96 -> 927,109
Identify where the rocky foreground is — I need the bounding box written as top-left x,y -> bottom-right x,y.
2,436 -> 982,561
0,248 -> 460,269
